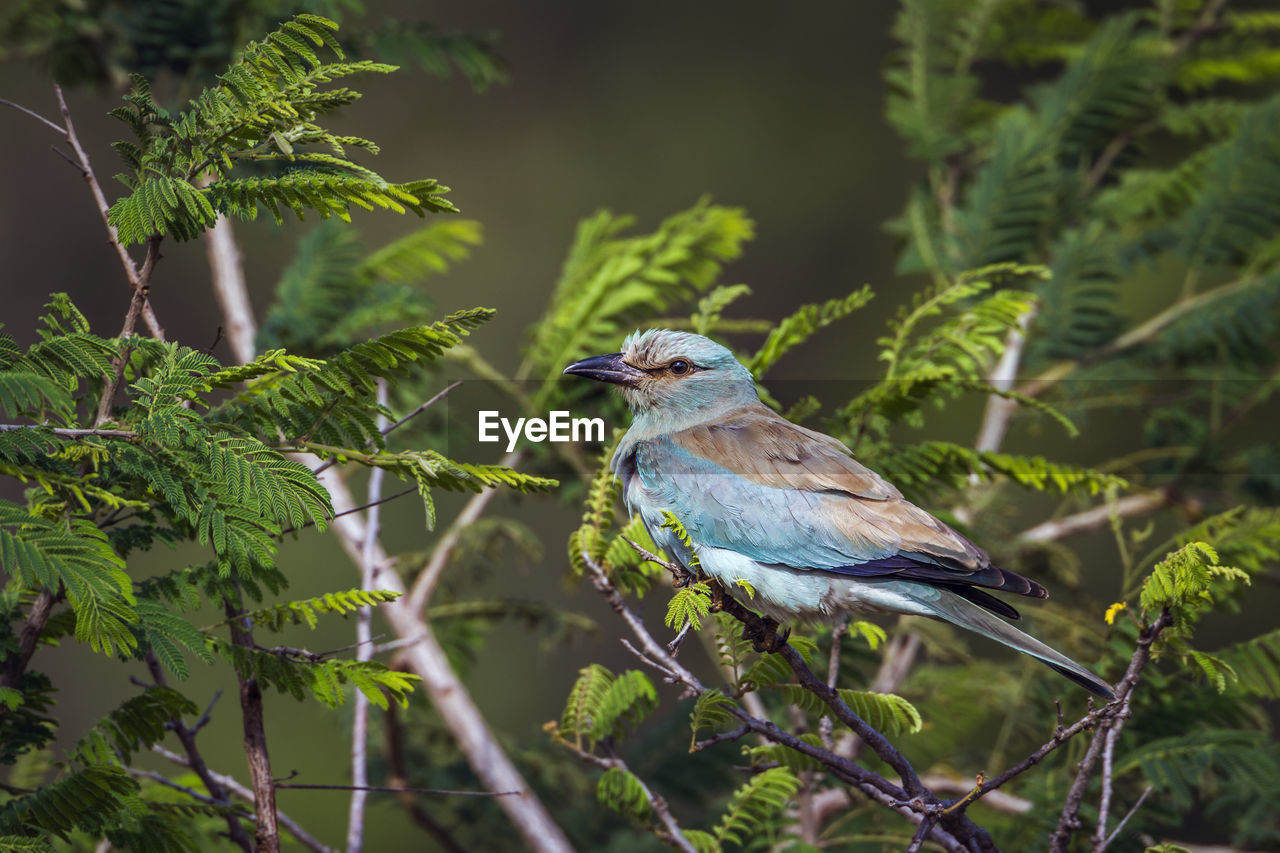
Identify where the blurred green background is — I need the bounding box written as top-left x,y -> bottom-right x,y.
3,1 -> 1276,849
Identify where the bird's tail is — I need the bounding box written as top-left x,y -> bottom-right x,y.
924,589 -> 1115,699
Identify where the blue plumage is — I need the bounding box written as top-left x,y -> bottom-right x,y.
564,330 -> 1113,698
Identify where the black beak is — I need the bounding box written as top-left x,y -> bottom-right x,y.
562,353 -> 646,387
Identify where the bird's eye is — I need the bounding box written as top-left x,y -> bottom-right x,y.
669,360 -> 691,376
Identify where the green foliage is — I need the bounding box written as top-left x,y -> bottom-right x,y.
665,583 -> 712,633
240,588 -> 401,631
747,287 -> 874,376
1139,542 -> 1248,617
222,642 -> 419,710
557,665 -> 657,751
105,15 -> 456,247
0,502 -> 136,656
0,765 -> 139,840
71,687 -> 198,766
1216,629 -> 1280,698
522,199 -> 754,393
689,690 -> 738,749
709,767 -> 800,849
595,766 -> 651,822
1117,728 -> 1280,810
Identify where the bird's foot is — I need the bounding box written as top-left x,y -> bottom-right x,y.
708,583 -> 726,613
741,616 -> 789,654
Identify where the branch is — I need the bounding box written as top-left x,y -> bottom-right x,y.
384,701 -> 469,853
153,745 -> 336,853
95,236 -> 162,426
1047,609 -> 1170,852
555,742 -> 698,853
50,86 -> 165,340
585,546 -> 978,853
225,593 -> 281,853
346,379 -> 386,853
406,449 -> 522,615
973,307 -> 1038,455
0,425 -> 138,438
146,653 -> 254,853
201,189 -> 255,364
317,469 -> 574,852
1018,489 -> 1173,543
1,587 -> 63,693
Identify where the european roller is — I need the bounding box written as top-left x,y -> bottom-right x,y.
564,329 -> 1114,699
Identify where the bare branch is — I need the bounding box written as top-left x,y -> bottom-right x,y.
406,450 -> 522,614
0,424 -> 137,438
280,783 -> 520,796
197,167 -> 572,852
1097,786 -> 1151,852
0,98 -> 65,133
584,546 -> 979,853
1018,490 -> 1172,543
1048,610 -> 1169,852
95,236 -> 162,427
347,380 -> 386,853
201,198 -> 256,365
317,470 -> 574,852
51,85 -> 165,340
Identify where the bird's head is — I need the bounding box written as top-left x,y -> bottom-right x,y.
563,330 -> 758,424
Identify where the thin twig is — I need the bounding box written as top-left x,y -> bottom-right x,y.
0,98 -> 65,133
95,236 -> 162,426
555,743 -> 699,853
51,85 -> 165,339
278,487 -> 417,537
312,381 -> 463,477
152,745 -> 336,853
1097,785 -> 1152,852
384,701 -> 470,853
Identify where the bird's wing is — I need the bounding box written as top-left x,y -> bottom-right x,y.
635,405 -> 1044,603
671,403 -> 903,500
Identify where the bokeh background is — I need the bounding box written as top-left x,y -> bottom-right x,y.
2,1 -> 1276,849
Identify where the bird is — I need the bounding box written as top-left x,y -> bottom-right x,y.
563,329 -> 1115,699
